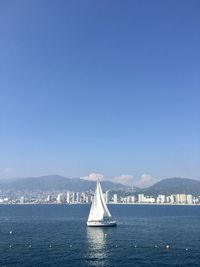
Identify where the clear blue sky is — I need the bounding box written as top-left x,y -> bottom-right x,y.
0,0 -> 200,184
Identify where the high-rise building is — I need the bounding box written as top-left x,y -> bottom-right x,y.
71,192 -> 75,203
85,194 -> 92,203
20,196 -> 25,204
47,195 -> 52,202
157,195 -> 166,203
131,196 -> 136,203
175,194 -> 180,203
138,194 -> 144,203
113,194 -> 118,203
76,192 -> 81,203
66,192 -> 71,203
179,194 -> 187,204
105,191 -> 111,203
57,194 -> 64,203
167,195 -> 175,204
81,192 -> 86,203
186,194 -> 193,204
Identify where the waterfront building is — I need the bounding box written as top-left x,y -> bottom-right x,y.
66,192 -> 71,203
186,194 -> 193,204
57,194 -> 65,203
71,192 -> 75,203
105,191 -> 111,203
122,197 -> 127,203
175,194 -> 180,203
47,195 -> 52,202
131,196 -> 136,203
167,195 -> 175,204
85,195 -> 92,203
157,195 -> 166,204
113,194 -> 118,203
144,196 -> 155,203
175,194 -> 187,204
193,197 -> 199,204
138,194 -> 145,203
179,194 -> 187,203
81,192 -> 86,203
20,196 -> 25,204
126,196 -> 135,203
76,192 -> 81,203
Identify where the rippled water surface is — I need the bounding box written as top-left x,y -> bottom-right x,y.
0,204 -> 200,266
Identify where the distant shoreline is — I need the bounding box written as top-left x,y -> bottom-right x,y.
0,203 -> 200,206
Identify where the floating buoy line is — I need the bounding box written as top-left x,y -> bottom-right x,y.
5,244 -> 192,251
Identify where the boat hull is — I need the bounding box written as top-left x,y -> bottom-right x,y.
87,221 -> 117,227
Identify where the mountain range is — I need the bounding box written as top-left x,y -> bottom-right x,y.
141,177 -> 200,196
0,175 -> 128,192
0,175 -> 200,196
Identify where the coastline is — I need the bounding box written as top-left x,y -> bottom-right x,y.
0,202 -> 199,206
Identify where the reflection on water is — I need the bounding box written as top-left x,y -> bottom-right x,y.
87,227 -> 109,266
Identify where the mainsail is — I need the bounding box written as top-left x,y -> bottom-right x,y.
88,180 -> 111,222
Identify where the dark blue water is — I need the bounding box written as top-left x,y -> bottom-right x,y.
0,204 -> 200,267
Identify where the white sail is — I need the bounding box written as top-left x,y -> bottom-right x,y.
88,180 -> 111,222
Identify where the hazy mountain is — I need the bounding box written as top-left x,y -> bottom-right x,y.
1,176 -> 200,196
0,175 -> 128,192
142,177 -> 200,196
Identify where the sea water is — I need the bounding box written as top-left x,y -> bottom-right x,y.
0,204 -> 200,266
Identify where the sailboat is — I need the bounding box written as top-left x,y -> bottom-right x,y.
87,180 -> 117,227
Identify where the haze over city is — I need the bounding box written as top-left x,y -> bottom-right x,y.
1,0 -> 200,187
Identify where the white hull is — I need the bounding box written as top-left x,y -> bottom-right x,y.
87,221 -> 117,227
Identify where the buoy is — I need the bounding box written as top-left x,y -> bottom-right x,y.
49,245 -> 52,248
166,245 -> 170,249
9,231 -> 13,235
185,248 -> 188,251
29,245 -> 32,248
134,245 -> 137,248
154,245 -> 158,248
115,245 -> 118,248
9,245 -> 12,248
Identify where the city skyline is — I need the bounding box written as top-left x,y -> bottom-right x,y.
0,187 -> 199,206
1,0 -> 200,184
